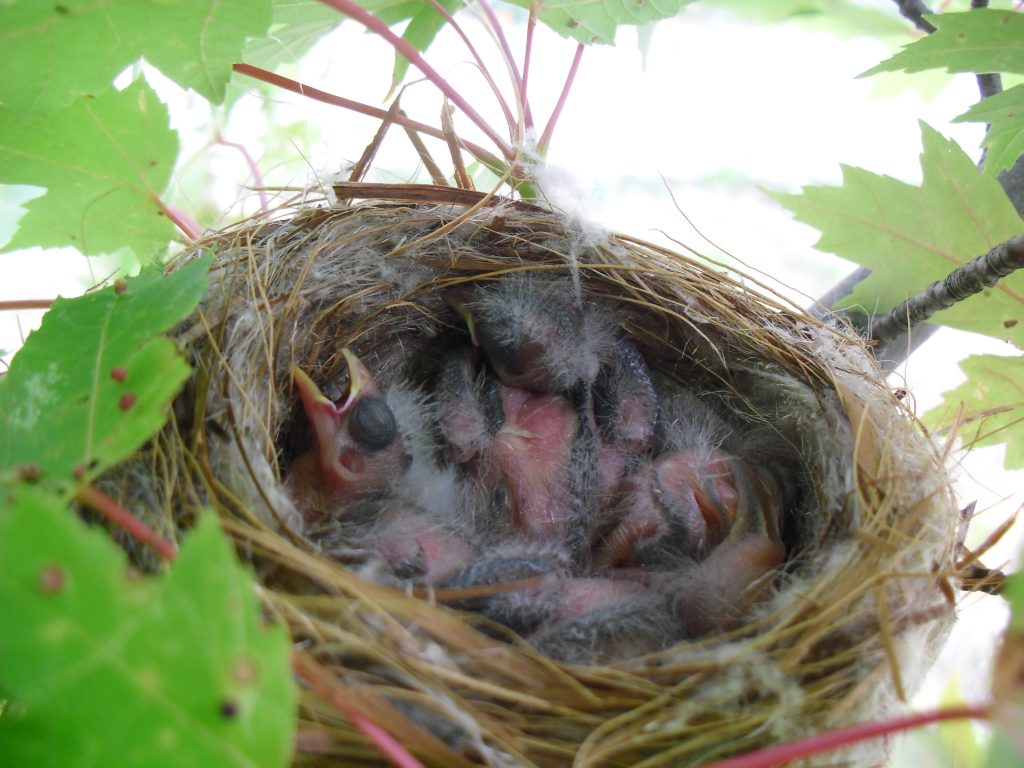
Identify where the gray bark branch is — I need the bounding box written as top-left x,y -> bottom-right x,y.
868,235 -> 1024,347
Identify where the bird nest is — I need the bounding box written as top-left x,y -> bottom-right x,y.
102,184 -> 961,767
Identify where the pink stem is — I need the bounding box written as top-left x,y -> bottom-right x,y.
538,44 -> 584,154
232,64 -> 505,173
477,0 -> 532,129
520,3 -> 537,132
292,651 -> 425,768
423,0 -> 515,135
77,485 -> 179,562
215,136 -> 270,211
155,198 -> 203,242
315,0 -> 514,160
0,299 -> 54,311
704,704 -> 992,768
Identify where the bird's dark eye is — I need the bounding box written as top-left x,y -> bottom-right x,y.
348,395 -> 398,451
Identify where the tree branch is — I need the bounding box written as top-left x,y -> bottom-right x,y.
869,234 -> 1024,347
891,0 -> 936,33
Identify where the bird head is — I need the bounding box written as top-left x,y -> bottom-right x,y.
291,348 -> 410,500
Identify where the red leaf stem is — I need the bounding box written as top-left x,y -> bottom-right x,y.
292,650 -> 425,768
76,485 -> 179,562
422,0 -> 516,135
215,136 -> 270,212
475,0 -> 533,130
155,198 -> 203,242
520,3 -> 537,132
704,704 -> 992,768
538,44 -> 584,154
315,0 -> 514,160
231,63 -> 506,174
0,299 -> 54,311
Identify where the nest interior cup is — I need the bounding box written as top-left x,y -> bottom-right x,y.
113,189 -> 961,767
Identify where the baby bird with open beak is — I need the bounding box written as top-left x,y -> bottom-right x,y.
287,348 -> 413,521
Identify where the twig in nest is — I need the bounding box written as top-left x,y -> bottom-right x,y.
868,234 -> 1024,347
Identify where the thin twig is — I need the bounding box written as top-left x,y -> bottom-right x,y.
704,704 -> 991,768
869,234 -> 1024,346
349,95 -> 405,184
316,0 -> 514,160
441,100 -> 474,190
400,110 -> 448,185
891,0 -> 936,33
231,63 -> 506,174
76,485 -> 179,561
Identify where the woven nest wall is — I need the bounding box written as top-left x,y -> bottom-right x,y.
103,188 -> 961,767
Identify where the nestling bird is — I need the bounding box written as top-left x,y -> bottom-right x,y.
435,347 -> 590,557
288,348 -> 425,521
443,275 -> 614,394
529,576 -> 676,664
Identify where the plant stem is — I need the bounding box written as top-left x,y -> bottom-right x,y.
538,44 -> 585,154
155,198 -> 202,242
521,3 -> 537,133
214,135 -> 270,211
316,0 -> 515,160
232,63 -> 507,175
0,299 -> 54,311
704,704 -> 991,768
292,650 -> 425,768
76,485 -> 179,562
477,0 -> 532,130
423,0 -> 516,134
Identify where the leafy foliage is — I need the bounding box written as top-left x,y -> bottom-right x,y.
505,0 -> 697,45
955,84 -> 1024,177
0,0 -> 273,115
0,80 -> 179,259
773,122 -> 1024,346
861,9 -> 1024,79
0,256 -> 210,497
925,354 -> 1024,470
703,0 -> 909,39
0,490 -> 295,768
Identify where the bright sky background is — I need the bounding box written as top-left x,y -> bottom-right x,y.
1,3 -> 1020,760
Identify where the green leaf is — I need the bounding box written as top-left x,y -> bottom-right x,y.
702,0 -> 909,39
0,0 -> 273,114
771,122 -> 1024,347
0,256 -> 210,497
0,490 -> 296,767
0,80 -> 179,259
392,0 -> 464,89
924,354 -> 1024,470
505,0 -> 696,45
861,9 -> 1024,79
240,0 -> 425,74
954,83 -> 1024,176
